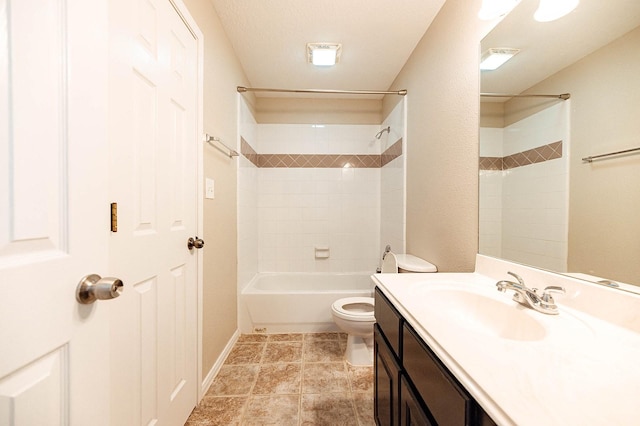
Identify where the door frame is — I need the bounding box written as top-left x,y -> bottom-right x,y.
166,0 -> 205,401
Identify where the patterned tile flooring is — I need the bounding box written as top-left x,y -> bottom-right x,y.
186,332 -> 374,425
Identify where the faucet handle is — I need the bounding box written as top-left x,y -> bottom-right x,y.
541,286 -> 566,303
507,271 -> 525,287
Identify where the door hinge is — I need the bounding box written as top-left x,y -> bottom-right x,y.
110,202 -> 118,232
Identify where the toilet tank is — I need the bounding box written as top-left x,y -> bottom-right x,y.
396,254 -> 437,273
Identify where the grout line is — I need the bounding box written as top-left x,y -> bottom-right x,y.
298,336 -> 305,425
191,332 -> 372,425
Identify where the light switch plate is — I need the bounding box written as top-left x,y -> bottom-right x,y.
205,178 -> 215,199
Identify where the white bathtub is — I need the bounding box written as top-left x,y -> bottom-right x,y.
239,273 -> 375,333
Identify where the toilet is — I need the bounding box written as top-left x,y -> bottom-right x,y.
330,252 -> 437,365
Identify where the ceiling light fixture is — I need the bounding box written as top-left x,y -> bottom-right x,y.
534,0 -> 579,22
478,0 -> 521,20
480,48 -> 520,70
307,43 -> 342,66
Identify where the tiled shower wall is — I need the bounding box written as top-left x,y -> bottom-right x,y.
479,102 -> 569,272
256,124 -> 381,273
238,98 -> 405,281
380,101 -> 406,259
479,127 -> 504,258
238,100 -> 259,287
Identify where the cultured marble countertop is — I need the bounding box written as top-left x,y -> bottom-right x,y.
372,258 -> 640,426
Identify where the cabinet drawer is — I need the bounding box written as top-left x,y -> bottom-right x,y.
403,324 -> 471,426
375,287 -> 402,359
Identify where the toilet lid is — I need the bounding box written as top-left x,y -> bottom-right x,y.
331,297 -> 375,322
381,251 -> 398,273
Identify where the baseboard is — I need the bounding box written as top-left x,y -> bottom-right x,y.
199,329 -> 240,399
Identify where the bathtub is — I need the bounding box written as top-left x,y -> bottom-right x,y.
239,273 -> 375,333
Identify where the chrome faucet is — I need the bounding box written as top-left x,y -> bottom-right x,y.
496,272 -> 565,315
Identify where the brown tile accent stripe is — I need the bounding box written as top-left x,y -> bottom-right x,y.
259,154 -> 381,168
381,139 -> 403,167
241,137 -> 260,167
479,156 -> 503,170
480,141 -> 562,170
241,137 -> 403,169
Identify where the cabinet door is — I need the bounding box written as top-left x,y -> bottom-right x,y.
375,325 -> 401,426
400,376 -> 435,426
403,324 -> 471,426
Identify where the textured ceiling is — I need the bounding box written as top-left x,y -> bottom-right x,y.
481,0 -> 640,99
209,1 -> 640,101
209,0 -> 446,97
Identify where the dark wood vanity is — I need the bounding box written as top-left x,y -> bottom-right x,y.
374,287 -> 497,426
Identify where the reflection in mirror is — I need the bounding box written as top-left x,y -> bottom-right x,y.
479,0 -> 640,291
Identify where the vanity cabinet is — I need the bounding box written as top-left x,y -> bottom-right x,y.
400,375 -> 433,426
374,325 -> 402,425
374,287 -> 496,426
374,285 -> 403,425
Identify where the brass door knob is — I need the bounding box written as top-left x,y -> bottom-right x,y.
187,236 -> 205,250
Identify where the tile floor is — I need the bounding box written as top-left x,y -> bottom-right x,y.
186,332 -> 375,425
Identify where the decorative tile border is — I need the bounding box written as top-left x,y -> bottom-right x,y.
479,141 -> 562,171
259,153 -> 380,168
381,139 -> 403,167
241,138 -> 260,167
240,137 -> 403,168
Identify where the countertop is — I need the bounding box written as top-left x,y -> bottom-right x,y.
372,266 -> 640,426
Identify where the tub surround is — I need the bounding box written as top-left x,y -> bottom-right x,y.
479,102 -> 569,274
373,255 -> 640,425
240,273 -> 373,333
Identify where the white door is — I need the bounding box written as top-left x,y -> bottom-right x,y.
108,0 -> 200,425
0,0 -> 111,425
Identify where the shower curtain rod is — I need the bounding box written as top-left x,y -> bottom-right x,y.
481,92 -> 571,100
237,86 -> 407,96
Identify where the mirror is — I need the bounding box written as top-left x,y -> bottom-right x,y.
479,0 -> 640,291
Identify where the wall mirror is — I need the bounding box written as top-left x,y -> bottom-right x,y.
479,0 -> 640,291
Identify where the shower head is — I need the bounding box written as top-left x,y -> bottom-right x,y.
375,126 -> 391,139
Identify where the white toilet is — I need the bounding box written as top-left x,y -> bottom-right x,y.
330,252 -> 437,365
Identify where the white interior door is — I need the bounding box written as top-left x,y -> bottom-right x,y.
0,0 -> 111,425
108,0 -> 200,424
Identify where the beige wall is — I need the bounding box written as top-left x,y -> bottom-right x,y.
502,26 -> 640,285
253,97 -> 382,124
479,102 -> 504,128
183,0 -> 249,380
384,0 -> 495,272
179,0 -> 518,377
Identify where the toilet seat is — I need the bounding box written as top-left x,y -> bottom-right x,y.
331,297 -> 375,322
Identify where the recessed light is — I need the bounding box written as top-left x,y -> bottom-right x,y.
534,0 -> 579,22
480,48 -> 520,71
307,43 -> 342,66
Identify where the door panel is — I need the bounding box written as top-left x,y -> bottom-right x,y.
0,348 -> 68,424
0,0 -> 110,424
108,0 -> 199,424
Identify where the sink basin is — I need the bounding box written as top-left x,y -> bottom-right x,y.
421,288 -> 547,341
